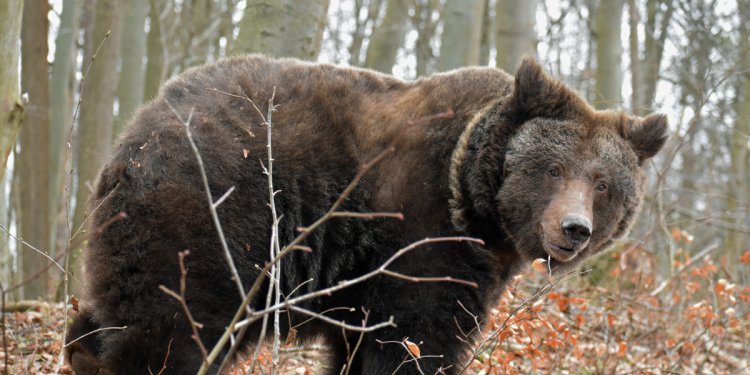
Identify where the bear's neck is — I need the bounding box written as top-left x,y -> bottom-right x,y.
448,103 -> 514,249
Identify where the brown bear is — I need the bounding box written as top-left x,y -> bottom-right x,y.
65,55 -> 667,374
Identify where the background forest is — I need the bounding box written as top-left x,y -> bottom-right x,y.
0,0 -> 749,373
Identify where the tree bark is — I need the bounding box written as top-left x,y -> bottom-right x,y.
349,0 -> 382,66
72,0 -> 125,278
411,0 -> 440,77
232,0 -> 330,60
727,0 -> 750,273
593,0 -> 625,109
364,0 -> 409,73
478,0 -> 493,66
18,0 -> 51,299
495,0 -> 537,72
626,0 -> 674,115
114,0 -> 148,139
48,0 -> 80,256
436,0 -> 484,71
0,0 -> 24,179
143,0 -> 165,102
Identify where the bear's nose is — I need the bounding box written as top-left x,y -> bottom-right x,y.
561,216 -> 592,245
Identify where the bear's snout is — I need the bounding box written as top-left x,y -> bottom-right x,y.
541,180 -> 594,262
561,215 -> 592,246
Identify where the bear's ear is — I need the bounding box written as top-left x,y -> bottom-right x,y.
510,58 -> 582,120
621,113 -> 669,164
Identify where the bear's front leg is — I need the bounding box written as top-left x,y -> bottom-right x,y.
331,279 -> 485,375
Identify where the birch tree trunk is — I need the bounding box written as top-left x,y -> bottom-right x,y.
593,0 -> 625,109
71,0 -> 125,278
19,0 -> 51,299
495,0 -> 537,71
436,0 -> 484,71
364,0 -> 409,73
0,0 -> 24,178
232,0 -> 330,60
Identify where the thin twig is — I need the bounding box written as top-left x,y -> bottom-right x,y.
0,224 -> 64,273
63,325 -> 127,348
328,212 -> 404,220
379,270 -> 479,288
213,186 -> 236,208
58,28 -> 114,374
245,237 -> 482,320
458,268 -> 585,374
163,101 -> 245,298
287,305 -> 395,333
264,88 -> 284,372
155,338 -> 174,375
649,242 -> 720,296
158,251 -> 209,362
1,283 -> 7,375
343,309 -> 369,375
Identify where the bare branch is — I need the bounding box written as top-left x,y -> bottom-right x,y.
245,236 -> 483,320
0,223 -> 65,272
212,186 -> 236,208
63,325 -> 127,348
158,250 -> 208,362
287,305 -> 395,333
163,100 -> 245,299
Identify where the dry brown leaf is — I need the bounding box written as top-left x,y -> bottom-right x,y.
405,339 -> 421,358
531,258 -> 548,273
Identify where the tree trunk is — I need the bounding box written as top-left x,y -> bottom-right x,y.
412,0 -> 440,77
18,0 -> 51,299
48,0 -> 79,257
727,0 -> 750,276
143,0 -> 165,102
436,0 -> 484,71
364,0 -> 409,73
71,0 -> 125,279
628,0 -> 640,113
639,0 -> 673,115
349,0 -> 382,67
478,0 -> 493,66
495,0 -> 537,72
188,0 -> 213,67
0,0 -> 24,178
593,0 -> 624,109
114,0 -> 147,139
232,0 -> 330,60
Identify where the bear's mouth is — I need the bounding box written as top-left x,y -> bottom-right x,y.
543,239 -> 579,262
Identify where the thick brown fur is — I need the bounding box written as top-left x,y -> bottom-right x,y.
66,55 -> 667,374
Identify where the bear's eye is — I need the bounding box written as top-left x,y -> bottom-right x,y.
596,182 -> 608,192
548,167 -> 561,178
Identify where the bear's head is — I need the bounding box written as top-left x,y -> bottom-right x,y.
452,58 -> 668,274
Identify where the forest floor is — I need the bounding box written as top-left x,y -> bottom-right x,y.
2,243 -> 749,374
